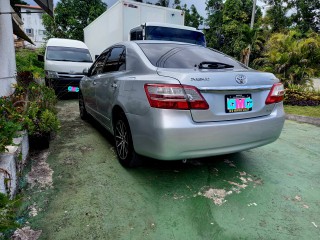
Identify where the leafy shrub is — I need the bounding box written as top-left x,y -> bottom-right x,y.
15,49 -> 44,79
0,80 -> 59,152
27,82 -> 57,113
24,102 -> 60,137
0,97 -> 22,152
0,193 -> 20,236
284,84 -> 320,106
254,30 -> 320,86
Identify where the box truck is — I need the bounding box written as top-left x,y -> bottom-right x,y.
84,0 -> 206,57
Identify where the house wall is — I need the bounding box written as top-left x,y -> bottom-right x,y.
20,6 -> 46,48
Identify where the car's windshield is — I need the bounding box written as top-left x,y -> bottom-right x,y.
138,43 -> 247,69
145,26 -> 206,47
46,46 -> 93,62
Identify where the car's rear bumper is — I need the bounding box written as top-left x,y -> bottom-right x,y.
127,103 -> 285,160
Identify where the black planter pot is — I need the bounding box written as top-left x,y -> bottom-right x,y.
28,132 -> 50,150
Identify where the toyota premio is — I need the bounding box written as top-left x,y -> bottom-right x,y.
79,41 -> 285,167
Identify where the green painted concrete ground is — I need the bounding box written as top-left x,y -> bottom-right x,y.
21,100 -> 320,240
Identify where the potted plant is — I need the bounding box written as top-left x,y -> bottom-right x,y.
21,82 -> 60,150
24,102 -> 60,150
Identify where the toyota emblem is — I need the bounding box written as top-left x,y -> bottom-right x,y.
235,74 -> 247,84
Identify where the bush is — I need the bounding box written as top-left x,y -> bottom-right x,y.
0,80 -> 59,152
15,49 -> 44,79
254,30 -> 320,86
0,193 -> 20,236
24,82 -> 60,136
284,84 -> 320,106
24,103 -> 60,137
27,82 -> 57,113
0,97 -> 22,152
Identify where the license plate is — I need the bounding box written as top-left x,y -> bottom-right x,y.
225,94 -> 253,113
68,86 -> 79,92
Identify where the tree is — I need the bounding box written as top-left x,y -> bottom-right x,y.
183,4 -> 203,29
205,0 -> 224,49
263,0 -> 320,33
156,0 -> 169,7
172,0 -> 181,9
206,0 -> 262,60
254,30 -> 320,85
262,0 -> 290,32
286,0 -> 320,33
42,0 -> 107,41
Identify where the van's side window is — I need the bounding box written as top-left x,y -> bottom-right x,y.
103,47 -> 126,73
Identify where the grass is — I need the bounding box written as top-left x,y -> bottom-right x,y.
284,105 -> 320,118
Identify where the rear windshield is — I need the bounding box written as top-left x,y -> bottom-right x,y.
46,46 -> 93,62
138,43 -> 247,69
145,26 -> 206,47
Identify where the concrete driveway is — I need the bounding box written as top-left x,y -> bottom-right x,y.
22,100 -> 320,240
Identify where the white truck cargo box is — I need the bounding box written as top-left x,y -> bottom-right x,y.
84,0 -> 185,57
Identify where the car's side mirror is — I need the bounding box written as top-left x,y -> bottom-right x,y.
38,54 -> 44,62
83,68 -> 89,76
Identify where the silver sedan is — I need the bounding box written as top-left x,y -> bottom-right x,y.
79,41 -> 285,167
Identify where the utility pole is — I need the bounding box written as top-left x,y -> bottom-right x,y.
244,0 -> 257,66
0,0 -> 17,97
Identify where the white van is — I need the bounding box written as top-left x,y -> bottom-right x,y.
44,38 -> 93,94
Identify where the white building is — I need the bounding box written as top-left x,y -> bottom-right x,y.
15,4 -> 46,48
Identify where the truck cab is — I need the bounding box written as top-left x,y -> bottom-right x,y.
129,22 -> 206,47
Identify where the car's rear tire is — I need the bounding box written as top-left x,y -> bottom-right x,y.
79,92 -> 89,120
114,113 -> 140,168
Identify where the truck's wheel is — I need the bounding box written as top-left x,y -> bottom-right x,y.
79,92 -> 89,120
114,113 -> 140,168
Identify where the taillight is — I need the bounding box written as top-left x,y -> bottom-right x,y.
144,84 -> 209,110
265,83 -> 285,104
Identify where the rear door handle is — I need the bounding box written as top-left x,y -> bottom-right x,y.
92,80 -> 97,85
111,83 -> 118,88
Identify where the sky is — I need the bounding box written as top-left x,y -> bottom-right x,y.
24,0 -> 266,18
23,0 -> 211,18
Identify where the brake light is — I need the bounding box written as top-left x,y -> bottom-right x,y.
144,84 -> 209,110
265,83 -> 285,104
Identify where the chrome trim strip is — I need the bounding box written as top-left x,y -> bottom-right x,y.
199,85 -> 272,92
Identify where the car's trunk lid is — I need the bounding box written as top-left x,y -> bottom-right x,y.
157,68 -> 278,122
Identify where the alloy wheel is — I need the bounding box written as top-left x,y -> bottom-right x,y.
115,119 -> 129,160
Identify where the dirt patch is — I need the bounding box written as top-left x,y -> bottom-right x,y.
79,145 -> 94,154
201,188 -> 233,206
200,171 -> 263,206
27,150 -> 53,189
28,204 -> 39,217
12,227 -> 42,240
56,103 -> 79,122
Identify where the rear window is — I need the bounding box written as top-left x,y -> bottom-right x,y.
46,46 -> 92,62
138,43 -> 247,69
